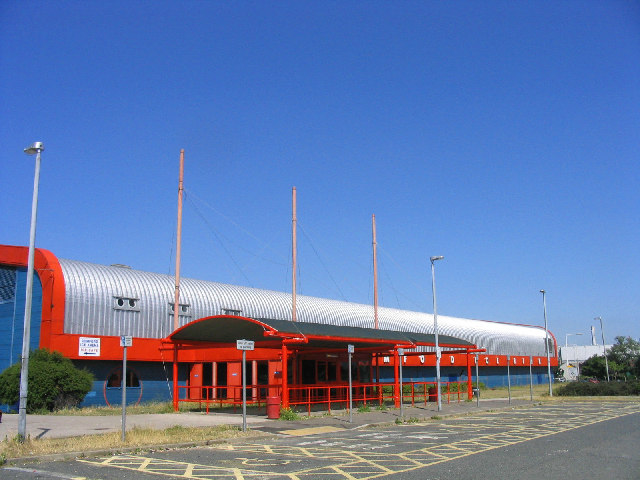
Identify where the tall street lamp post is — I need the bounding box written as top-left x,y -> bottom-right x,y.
430,255 -> 444,412
540,289 -> 553,397
596,317 -> 610,382
18,142 -> 44,441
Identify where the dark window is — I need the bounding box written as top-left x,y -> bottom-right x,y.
317,362 -> 327,382
169,303 -> 191,316
114,297 -> 139,311
328,362 -> 337,382
106,368 -> 141,388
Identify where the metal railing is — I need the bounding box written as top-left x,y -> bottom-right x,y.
177,380 -> 468,415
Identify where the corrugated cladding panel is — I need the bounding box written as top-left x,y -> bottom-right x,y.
59,259 -> 551,356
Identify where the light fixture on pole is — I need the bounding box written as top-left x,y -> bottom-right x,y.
430,255 -> 444,412
565,332 -> 584,348
596,317 -> 610,382
18,141 -> 45,442
540,289 -> 553,397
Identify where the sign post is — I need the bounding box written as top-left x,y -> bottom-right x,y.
348,344 -> 354,423
120,336 -> 132,442
236,339 -> 255,432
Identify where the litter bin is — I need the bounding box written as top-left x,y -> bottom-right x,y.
472,388 -> 480,398
428,387 -> 439,402
266,396 -> 281,419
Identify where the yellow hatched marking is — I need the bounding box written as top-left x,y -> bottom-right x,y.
279,426 -> 345,436
79,402 -> 640,480
138,457 -> 152,471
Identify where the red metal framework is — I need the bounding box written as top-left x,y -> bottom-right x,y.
168,315 -> 482,412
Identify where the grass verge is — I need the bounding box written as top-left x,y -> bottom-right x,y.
0,424 -> 253,464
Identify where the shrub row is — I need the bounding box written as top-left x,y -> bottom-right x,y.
0,349 -> 93,413
556,381 -> 640,396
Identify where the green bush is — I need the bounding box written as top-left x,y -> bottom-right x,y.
0,349 -> 94,413
279,407 -> 301,420
556,381 -> 640,397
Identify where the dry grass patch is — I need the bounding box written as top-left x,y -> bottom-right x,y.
1,424 -> 255,463
477,384 -> 555,399
52,401 -> 192,416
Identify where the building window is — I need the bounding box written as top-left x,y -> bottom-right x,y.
113,296 -> 139,311
169,303 -> 191,316
106,367 -> 141,388
222,308 -> 242,316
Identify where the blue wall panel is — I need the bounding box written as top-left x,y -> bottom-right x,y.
74,360 -> 189,407
0,266 -> 42,372
377,365 -> 553,388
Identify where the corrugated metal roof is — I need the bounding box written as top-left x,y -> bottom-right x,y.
169,315 -> 473,349
59,258 -> 552,356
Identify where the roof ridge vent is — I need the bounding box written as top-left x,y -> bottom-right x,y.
110,264 -> 132,269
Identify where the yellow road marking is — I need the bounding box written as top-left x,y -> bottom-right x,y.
78,401 -> 640,480
279,426 -> 345,436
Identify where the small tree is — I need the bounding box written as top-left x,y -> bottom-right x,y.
607,336 -> 640,380
580,355 -> 610,380
0,349 -> 94,413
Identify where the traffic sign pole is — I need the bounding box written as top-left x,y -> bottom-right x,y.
236,340 -> 254,432
348,345 -> 354,423
120,336 -> 132,442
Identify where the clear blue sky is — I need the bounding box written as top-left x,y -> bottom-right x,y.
2,1 -> 639,345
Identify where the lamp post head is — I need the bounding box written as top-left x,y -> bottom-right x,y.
430,256 -> 444,262
24,142 -> 44,155
540,289 -> 546,294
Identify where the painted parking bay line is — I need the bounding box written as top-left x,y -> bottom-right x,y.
278,425 -> 345,436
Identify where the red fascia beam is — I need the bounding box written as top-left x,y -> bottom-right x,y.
275,331 -> 417,347
288,346 -> 398,356
167,340 -> 283,350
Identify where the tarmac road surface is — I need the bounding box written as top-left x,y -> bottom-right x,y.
2,398 -> 639,479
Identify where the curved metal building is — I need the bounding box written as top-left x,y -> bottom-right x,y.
1,245 -> 558,409
60,258 -> 552,357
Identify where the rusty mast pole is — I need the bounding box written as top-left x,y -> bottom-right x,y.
292,187 -> 297,323
172,150 -> 184,411
372,214 -> 379,329
174,149 -> 184,332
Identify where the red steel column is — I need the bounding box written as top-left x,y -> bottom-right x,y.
172,344 -> 179,411
467,349 -> 473,400
393,349 -> 400,408
282,344 -> 289,408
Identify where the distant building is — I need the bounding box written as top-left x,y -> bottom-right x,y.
559,345 -> 612,380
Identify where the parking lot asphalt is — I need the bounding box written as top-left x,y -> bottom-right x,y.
0,397 -> 532,441
3,399 -> 640,480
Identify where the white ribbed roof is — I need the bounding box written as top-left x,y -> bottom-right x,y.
60,258 -> 553,356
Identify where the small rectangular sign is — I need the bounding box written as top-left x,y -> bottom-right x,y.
79,337 -> 100,357
236,339 -> 255,351
120,336 -> 132,347
347,344 -> 354,354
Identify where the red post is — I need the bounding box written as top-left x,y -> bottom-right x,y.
282,344 -> 289,408
467,349 -> 473,400
172,344 -> 179,411
393,349 -> 400,408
